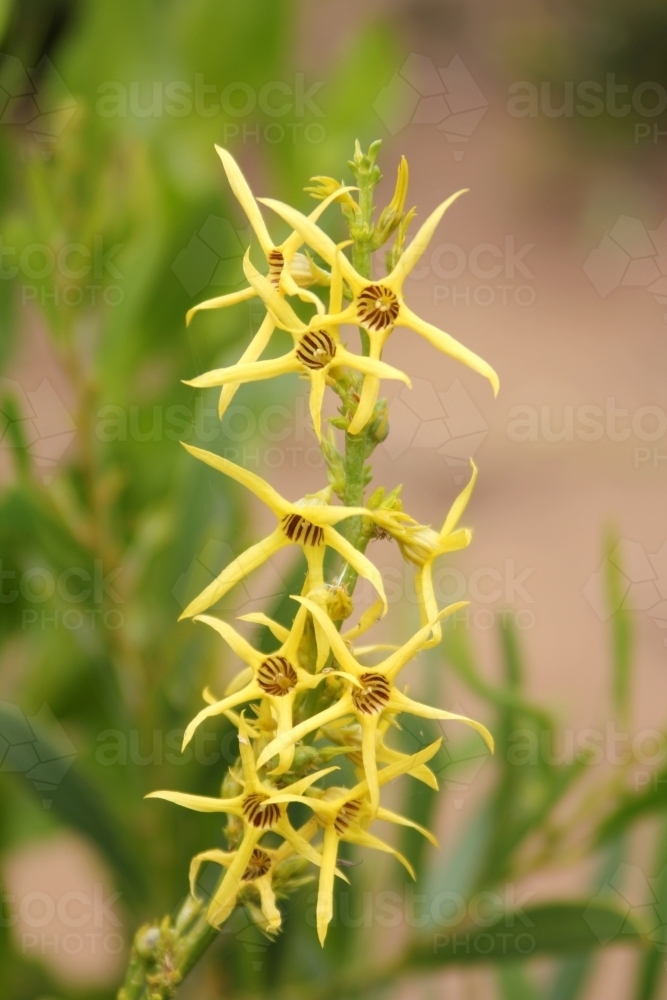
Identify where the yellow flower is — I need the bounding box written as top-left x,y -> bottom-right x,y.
376,461 -> 477,648
257,596 -> 493,813
185,247 -> 411,439
178,444 -> 388,619
258,192 -> 499,434
186,147 -> 353,420
186,145 -> 349,326
188,840 -> 293,936
146,716 -> 340,929
272,737 -> 442,944
182,602 -> 358,775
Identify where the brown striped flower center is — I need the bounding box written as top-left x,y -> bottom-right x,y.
267,249 -> 285,286
242,793 -> 281,829
357,285 -> 399,332
334,799 -> 362,835
257,655 -> 298,696
281,513 -> 325,547
296,329 -> 336,369
352,672 -> 391,715
242,847 -> 271,881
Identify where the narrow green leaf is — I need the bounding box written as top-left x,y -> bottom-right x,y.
406,901 -> 647,967
604,529 -> 633,724
599,777 -> 667,842
0,703 -> 144,899
634,815 -> 667,1000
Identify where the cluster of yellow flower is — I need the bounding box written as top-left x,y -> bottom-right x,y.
149,145 -> 497,946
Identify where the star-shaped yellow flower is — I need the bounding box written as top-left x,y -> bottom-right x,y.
179,445 -> 388,619
185,246 -> 410,439
259,192 -> 499,434
188,833 -> 311,936
186,145 -> 347,326
146,716 -> 339,928
257,596 -> 493,813
182,602 -> 357,774
375,461 -> 477,648
186,146 -> 354,420
272,737 -> 442,944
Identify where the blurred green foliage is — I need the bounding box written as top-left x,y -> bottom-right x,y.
0,2 -> 666,999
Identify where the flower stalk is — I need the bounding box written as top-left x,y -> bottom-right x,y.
118,139 -> 498,998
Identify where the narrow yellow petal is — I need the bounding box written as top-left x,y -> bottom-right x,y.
181,443 -> 289,513
388,691 -> 494,753
316,826 -> 339,945
334,348 -> 411,387
238,612 -> 289,644
441,460 -> 477,538
193,614 -> 262,665
207,829 -> 261,927
186,352 -> 301,389
255,876 -> 282,931
293,596 -> 362,676
308,369 -> 327,441
347,374 -> 380,436
182,681 -> 262,751
281,187 -> 358,258
274,817 -> 327,872
145,789 -> 242,813
376,807 -> 439,847
399,304 -> 499,396
342,598 -> 385,641
259,198 -> 362,290
346,738 -> 443,802
186,285 -> 256,326
218,312 -> 276,418
323,528 -> 388,612
256,696 -> 352,769
242,250 -> 305,333
344,828 -> 415,880
387,189 -> 468,289
215,145 -> 274,255
179,528 -> 289,620
360,714 -> 381,814
267,698 -> 296,775
381,602 -> 468,681
189,849 -> 234,899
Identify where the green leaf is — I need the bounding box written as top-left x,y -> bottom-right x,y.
406,901 -> 647,966
604,529 -> 633,724
599,777 -> 667,842
0,702 -> 144,899
499,961 -> 541,1000
633,815 -> 667,1000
